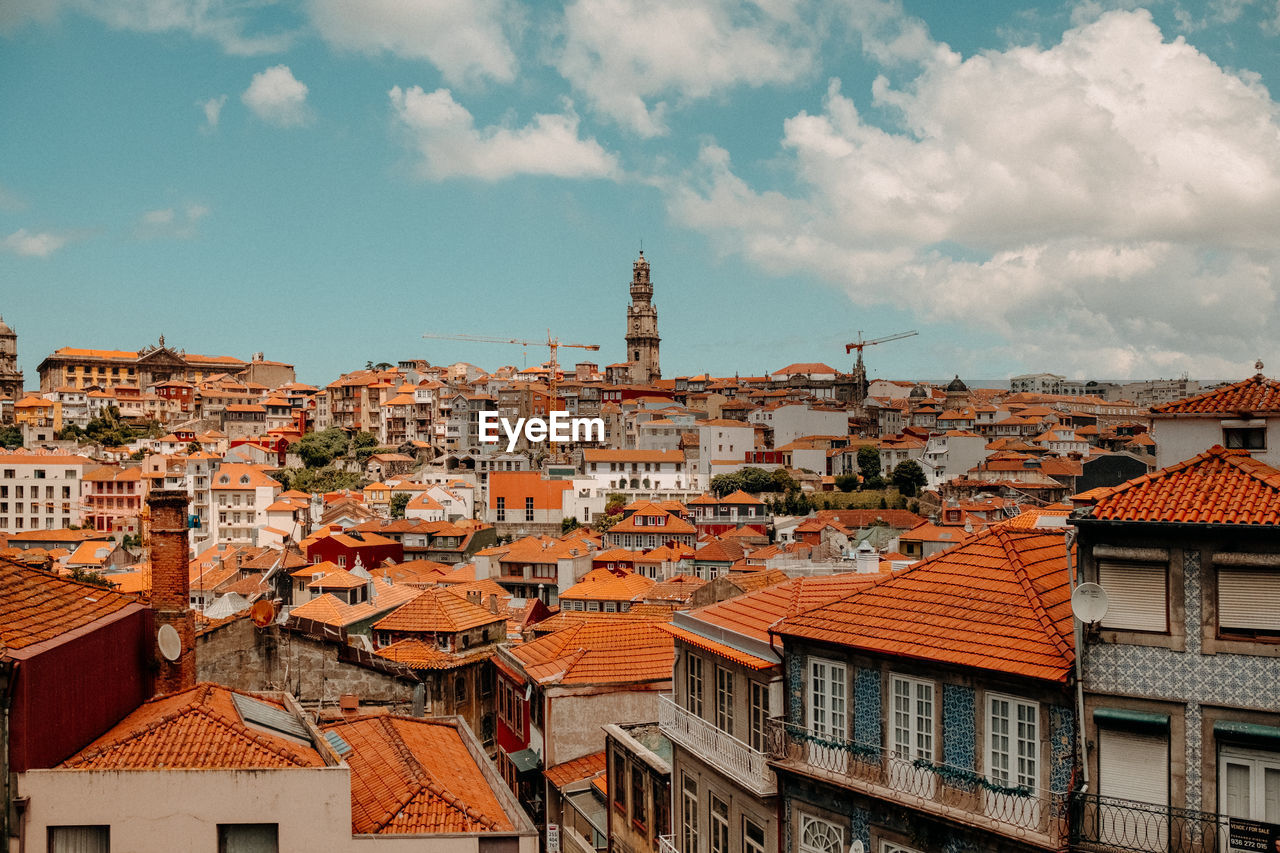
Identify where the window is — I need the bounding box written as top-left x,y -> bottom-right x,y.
495,496 -> 505,522
681,774 -> 699,852
710,795 -> 729,853
799,814 -> 842,853
1098,727 -> 1169,844
1224,426 -> 1266,450
525,497 -> 534,522
749,681 -> 769,753
48,826 -> 109,853
454,676 -> 468,704
1098,560 -> 1168,633
1220,746 -> 1280,824
881,844 -> 924,853
217,823 -> 279,853
807,658 -> 847,740
1218,566 -> 1280,637
613,753 -> 628,812
686,653 -> 704,717
890,675 -> 934,761
744,818 -> 767,853
632,764 -> 648,831
986,694 -> 1040,829
715,665 -> 735,735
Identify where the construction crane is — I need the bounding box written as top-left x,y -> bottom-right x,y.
421,331 -> 600,411
845,330 -> 918,403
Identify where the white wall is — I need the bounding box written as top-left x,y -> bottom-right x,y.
1151,417 -> 1280,469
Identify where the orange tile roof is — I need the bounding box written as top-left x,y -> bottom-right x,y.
373,586 -> 505,634
687,573 -> 884,647
1,557 -> 140,652
545,751 -> 607,789
287,584 -> 422,629
377,639 -> 494,671
646,574 -> 708,602
608,510 -> 696,536
559,567 -> 655,602
694,539 -> 747,563
63,683 -> 324,769
775,526 -> 1074,682
508,621 -> 674,685
1151,374 -> 1280,415
1078,444 -> 1280,525
325,715 -> 513,835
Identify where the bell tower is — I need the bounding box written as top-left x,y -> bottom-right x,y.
625,252 -> 661,384
0,315 -> 23,403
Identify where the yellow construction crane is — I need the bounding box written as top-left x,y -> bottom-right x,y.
421,330 -> 601,409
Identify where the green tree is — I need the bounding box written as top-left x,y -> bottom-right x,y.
272,466 -> 364,494
710,472 -> 744,497
186,441 -> 201,453
770,468 -> 798,493
834,474 -> 859,492
68,566 -> 114,589
891,460 -> 927,498
390,492 -> 411,519
857,446 -> 881,485
593,493 -> 628,532
561,517 -> 581,534
0,424 -> 22,448
352,431 -> 378,450
288,428 -> 350,468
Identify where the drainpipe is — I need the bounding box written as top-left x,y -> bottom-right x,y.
1,658 -> 11,847
1065,527 -> 1089,793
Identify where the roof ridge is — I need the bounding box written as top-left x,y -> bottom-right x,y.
996,527 -> 1072,660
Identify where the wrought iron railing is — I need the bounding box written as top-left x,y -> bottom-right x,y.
1069,792 -> 1232,853
765,718 -> 1068,845
659,695 -> 777,796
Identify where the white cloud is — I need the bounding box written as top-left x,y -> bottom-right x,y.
555,0 -> 820,137
242,65 -> 310,127
388,85 -> 620,180
667,9 -> 1280,376
2,228 -> 70,258
0,0 -> 292,54
199,94 -> 227,131
137,203 -> 209,238
307,0 -> 518,87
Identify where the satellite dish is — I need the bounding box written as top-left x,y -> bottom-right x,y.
157,624 -> 182,661
250,599 -> 277,628
1071,582 -> 1110,624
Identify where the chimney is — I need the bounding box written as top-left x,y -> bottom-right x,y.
339,693 -> 359,714
149,489 -> 196,695
488,593 -> 499,614
466,589 -> 481,606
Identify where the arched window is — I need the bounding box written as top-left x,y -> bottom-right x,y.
799,815 -> 843,853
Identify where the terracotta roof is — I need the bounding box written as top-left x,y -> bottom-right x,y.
1,557 -> 140,652
815,509 -> 925,529
775,526 -> 1074,682
373,587 -> 504,634
1151,374 -> 1280,415
325,715 -> 513,835
287,583 -> 422,629
1078,444 -> 1280,526
688,574 -> 884,646
63,683 -> 324,769
508,621 -> 674,685
694,539 -> 747,563
646,574 -> 708,602
377,639 -> 494,671
608,510 -> 696,536
559,568 -> 655,602
545,751 -> 607,790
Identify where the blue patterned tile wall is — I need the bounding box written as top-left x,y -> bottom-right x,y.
788,652 -> 804,723
854,668 -> 881,745
850,806 -> 870,852
942,683 -> 976,770
1049,704 -> 1075,793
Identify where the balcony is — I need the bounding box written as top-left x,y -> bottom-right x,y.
765,719 -> 1068,849
658,695 -> 776,797
657,835 -> 679,853
1069,793 -> 1230,853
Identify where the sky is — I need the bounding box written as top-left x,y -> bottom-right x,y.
4,0 -> 1280,388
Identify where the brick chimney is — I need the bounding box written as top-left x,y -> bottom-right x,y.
149,489 -> 195,695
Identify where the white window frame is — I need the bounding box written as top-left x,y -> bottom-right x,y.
1219,745 -> 1280,823
798,814 -> 843,853
889,674 -> 935,761
985,693 -> 1041,830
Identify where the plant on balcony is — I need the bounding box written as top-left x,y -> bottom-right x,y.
910,758 -> 1032,797
786,725 -> 880,760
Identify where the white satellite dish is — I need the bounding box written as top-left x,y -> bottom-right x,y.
157,624 -> 182,661
1071,582 -> 1110,624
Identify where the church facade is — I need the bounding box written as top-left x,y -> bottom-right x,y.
624,251 -> 661,384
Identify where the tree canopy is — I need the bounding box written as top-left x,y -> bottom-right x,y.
891,460 -> 927,497
288,428 -> 350,468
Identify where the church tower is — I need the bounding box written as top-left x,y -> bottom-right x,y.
625,251 -> 661,384
0,315 -> 23,403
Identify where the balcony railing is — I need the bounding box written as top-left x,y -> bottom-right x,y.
656,834 -> 679,853
765,718 -> 1068,848
659,695 -> 776,797
1069,793 -> 1231,853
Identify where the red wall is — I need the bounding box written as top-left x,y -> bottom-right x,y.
9,607 -> 153,771
305,537 -> 403,568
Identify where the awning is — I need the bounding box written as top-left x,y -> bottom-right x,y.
506,747 -> 541,773
1094,708 -> 1170,735
1214,721 -> 1280,750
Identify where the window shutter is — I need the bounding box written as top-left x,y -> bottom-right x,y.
1099,729 -> 1169,807
1098,561 -> 1167,632
1218,568 -> 1280,631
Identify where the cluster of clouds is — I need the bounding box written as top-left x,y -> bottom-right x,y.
5,0 -> 1280,375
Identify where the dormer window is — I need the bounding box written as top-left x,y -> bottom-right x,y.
1224,425 -> 1266,451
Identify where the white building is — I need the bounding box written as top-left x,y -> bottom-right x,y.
1151,374 -> 1280,468
0,453 -> 94,532
210,463 -> 282,548
919,431 -> 989,487
696,419 -> 755,488
581,449 -> 689,490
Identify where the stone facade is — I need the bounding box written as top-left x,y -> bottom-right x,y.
0,315 -> 22,404
624,252 -> 661,384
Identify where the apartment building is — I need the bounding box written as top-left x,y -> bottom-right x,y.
209,463 -> 282,548
0,453 -> 94,532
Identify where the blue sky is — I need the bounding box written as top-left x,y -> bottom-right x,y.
4,0 -> 1280,387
